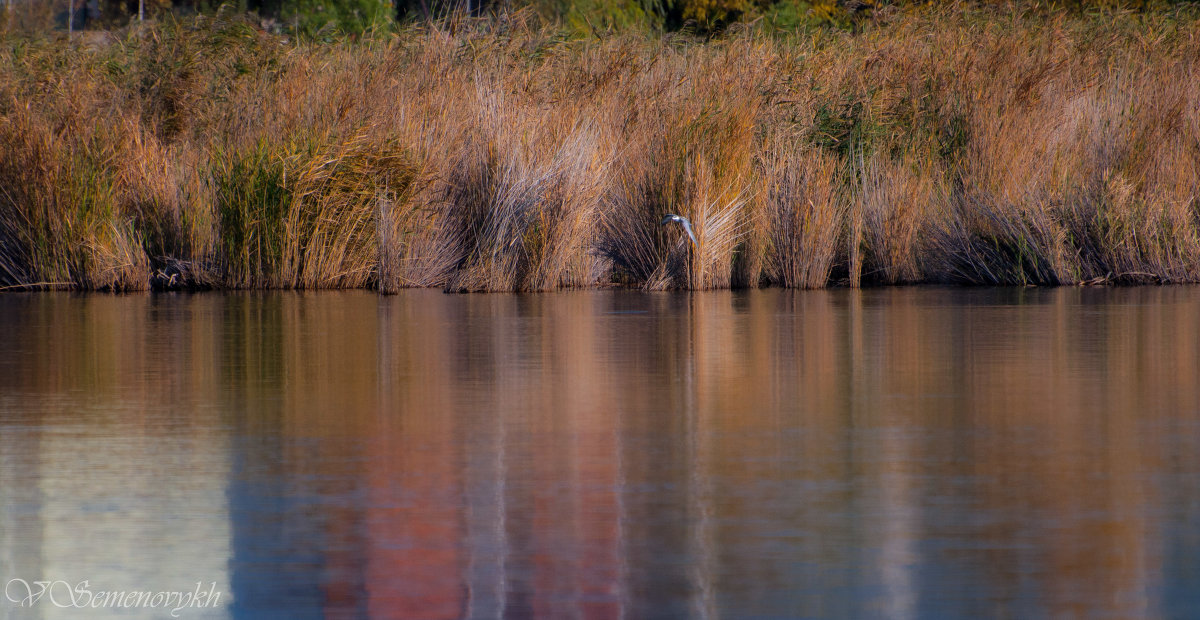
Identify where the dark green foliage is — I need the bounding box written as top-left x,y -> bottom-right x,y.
280,0 -> 393,36
213,140 -> 290,287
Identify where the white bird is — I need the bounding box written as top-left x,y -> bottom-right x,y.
660,214 -> 697,247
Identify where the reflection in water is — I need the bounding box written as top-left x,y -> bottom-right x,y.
2,288 -> 1200,618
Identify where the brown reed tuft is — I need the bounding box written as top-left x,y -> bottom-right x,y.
2,6 -> 1199,291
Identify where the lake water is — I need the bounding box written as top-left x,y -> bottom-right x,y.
1,287 -> 1199,619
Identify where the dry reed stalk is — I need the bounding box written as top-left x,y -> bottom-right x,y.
764,146 -> 843,289
856,152 -> 940,284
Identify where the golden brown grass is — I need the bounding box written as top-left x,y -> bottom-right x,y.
1,5 -> 1198,291
764,143 -> 843,289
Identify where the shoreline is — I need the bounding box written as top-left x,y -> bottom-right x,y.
0,277 -> 1186,294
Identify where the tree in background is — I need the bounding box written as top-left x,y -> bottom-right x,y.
394,0 -> 493,20
535,0 -> 648,30
647,0 -> 765,31
203,0 -> 393,34
276,0 -> 393,34
0,0 -> 394,33
8,0 -> 1199,37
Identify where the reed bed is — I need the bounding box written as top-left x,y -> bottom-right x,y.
1,5 -> 1198,291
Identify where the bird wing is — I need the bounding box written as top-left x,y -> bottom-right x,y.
681,219 -> 697,247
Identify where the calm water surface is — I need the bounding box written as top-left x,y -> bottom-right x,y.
1,287 -> 1199,619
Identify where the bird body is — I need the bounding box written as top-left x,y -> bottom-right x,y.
660,214 -> 697,247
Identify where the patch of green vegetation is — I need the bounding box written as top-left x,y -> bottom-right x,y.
282,0 -> 394,38
213,138 -> 292,287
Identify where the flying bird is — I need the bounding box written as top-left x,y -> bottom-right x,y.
660,214 -> 697,247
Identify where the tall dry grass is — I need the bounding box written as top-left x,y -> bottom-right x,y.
1,6 -> 1199,291
763,144 -> 843,289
